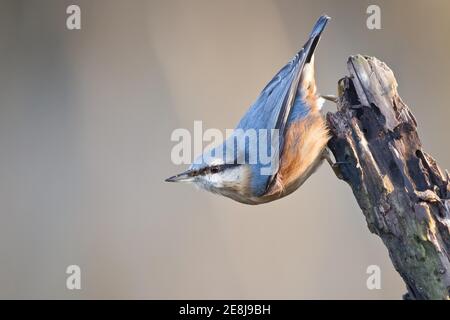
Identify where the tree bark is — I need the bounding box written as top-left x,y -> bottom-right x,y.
326,55 -> 450,300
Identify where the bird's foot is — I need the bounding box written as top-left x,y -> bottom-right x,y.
321,94 -> 338,103
323,149 -> 348,179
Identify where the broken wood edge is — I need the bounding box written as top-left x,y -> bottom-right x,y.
326,55 -> 450,300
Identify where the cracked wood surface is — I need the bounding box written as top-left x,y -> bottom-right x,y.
326,55 -> 450,300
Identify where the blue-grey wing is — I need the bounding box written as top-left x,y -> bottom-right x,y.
234,15 -> 330,196
236,52 -> 303,132
236,15 -> 329,135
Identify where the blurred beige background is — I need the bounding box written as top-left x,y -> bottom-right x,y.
0,0 -> 449,299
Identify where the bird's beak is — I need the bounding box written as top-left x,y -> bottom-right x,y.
165,170 -> 195,183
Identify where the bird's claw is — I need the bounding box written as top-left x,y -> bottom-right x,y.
323,149 -> 348,180
321,94 -> 338,103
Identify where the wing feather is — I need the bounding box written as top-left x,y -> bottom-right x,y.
234,15 -> 330,195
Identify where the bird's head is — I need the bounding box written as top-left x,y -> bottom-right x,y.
165,152 -> 252,202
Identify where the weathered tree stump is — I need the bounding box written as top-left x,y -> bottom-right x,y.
326,55 -> 450,300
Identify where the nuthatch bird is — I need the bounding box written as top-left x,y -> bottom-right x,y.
166,15 -> 331,204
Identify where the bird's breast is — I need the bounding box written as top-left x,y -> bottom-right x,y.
264,111 -> 330,199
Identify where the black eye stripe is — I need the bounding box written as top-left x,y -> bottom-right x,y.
210,166 -> 219,173
198,163 -> 239,175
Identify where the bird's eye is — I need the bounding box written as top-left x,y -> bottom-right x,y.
210,166 -> 220,174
